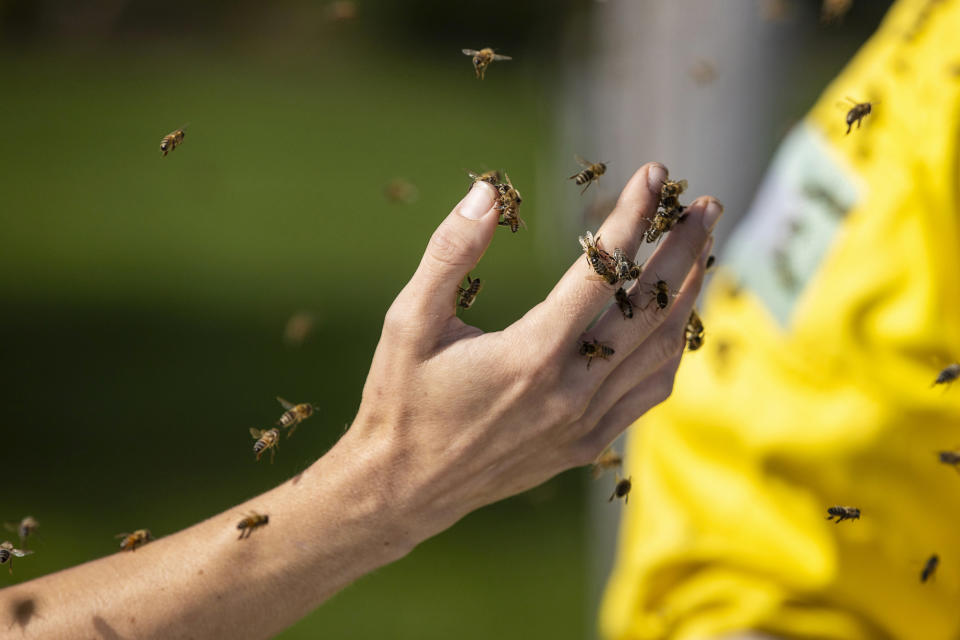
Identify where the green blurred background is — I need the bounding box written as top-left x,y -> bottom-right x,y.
0,1 -> 892,638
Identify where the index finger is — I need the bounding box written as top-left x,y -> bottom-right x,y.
524,162 -> 666,345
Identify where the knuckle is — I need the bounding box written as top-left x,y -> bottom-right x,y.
653,328 -> 686,364
383,298 -> 413,336
427,225 -> 470,269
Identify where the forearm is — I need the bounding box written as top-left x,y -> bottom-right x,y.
0,424 -> 426,639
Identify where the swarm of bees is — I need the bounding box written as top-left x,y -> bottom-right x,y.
644,178 -> 689,244
159,127 -> 186,156
116,529 -> 153,552
461,48 -> 511,80
825,505 -> 860,523
569,155 -> 608,195
237,512 -> 270,540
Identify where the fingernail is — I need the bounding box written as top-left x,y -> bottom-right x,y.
702,198 -> 723,232
647,163 -> 668,193
457,181 -> 496,220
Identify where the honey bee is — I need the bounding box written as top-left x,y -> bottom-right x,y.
659,178 -> 688,213
932,363 -> 960,388
0,541 -> 32,574
938,449 -> 960,470
383,178 -> 419,204
608,473 -> 632,503
820,0 -> 853,24
115,529 -> 153,552
461,47 -> 512,80
236,512 -> 270,540
642,279 -> 676,311
569,155 -> 608,195
276,397 -> 318,438
159,127 -> 186,156
614,287 -> 634,319
611,248 -> 641,281
685,309 -> 705,351
642,213 -> 674,244
4,516 -> 38,549
921,554 -> 940,583
467,169 -> 502,187
495,173 -> 526,233
825,505 -> 860,523
591,446 -> 623,479
457,274 -> 482,309
841,97 -> 873,134
251,427 -> 281,463
578,338 -> 615,369
705,255 -> 717,271
578,231 -> 616,283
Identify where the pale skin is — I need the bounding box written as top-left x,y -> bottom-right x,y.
0,163 -> 721,639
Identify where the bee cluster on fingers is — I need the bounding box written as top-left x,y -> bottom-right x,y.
644,178 -> 690,244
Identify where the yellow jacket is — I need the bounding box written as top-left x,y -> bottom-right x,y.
601,1 -> 960,638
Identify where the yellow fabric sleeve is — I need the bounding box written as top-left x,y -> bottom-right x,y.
600,1 -> 960,638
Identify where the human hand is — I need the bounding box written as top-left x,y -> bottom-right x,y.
346,163 -> 722,542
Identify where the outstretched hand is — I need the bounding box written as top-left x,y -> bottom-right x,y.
347,162 -> 722,540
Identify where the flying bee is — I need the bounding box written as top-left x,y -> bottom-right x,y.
608,473 -> 632,504
569,154 -> 608,195
841,97 -> 874,134
461,47 -> 512,80
642,279 -> 677,311
921,554 -> 940,583
0,541 -> 32,574
4,516 -> 38,549
614,287 -> 635,319
115,529 -> 153,552
457,273 -> 482,309
938,449 -> 960,471
578,338 -> 615,369
159,127 -> 186,156
825,506 -> 860,523
685,309 -> 705,351
611,248 -> 641,281
495,173 -> 526,232
578,231 -> 616,282
591,446 -> 623,479
236,512 -> 270,540
276,397 -> 318,439
705,255 -> 717,271
932,363 -> 960,388
251,427 -> 281,463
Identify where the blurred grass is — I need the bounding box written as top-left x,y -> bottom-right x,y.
0,43 -> 588,639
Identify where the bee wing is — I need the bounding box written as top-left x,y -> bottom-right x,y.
249,427 -> 263,439
462,49 -> 479,56
276,396 -> 295,410
492,54 -> 512,61
114,532 -> 129,539
10,549 -> 32,557
675,179 -> 689,191
574,153 -> 592,168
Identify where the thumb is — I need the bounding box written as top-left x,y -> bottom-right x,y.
405,180 -> 500,323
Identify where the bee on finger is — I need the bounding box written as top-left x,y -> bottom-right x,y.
457,274 -> 482,309
462,47 -> 511,80
3,516 -> 38,550
159,127 -> 186,156
921,554 -> 940,583
825,506 -> 860,523
578,338 -> 614,369
467,169 -> 502,189
932,363 -> 960,388
569,155 -> 608,195
611,248 -> 641,282
641,279 -> 677,311
237,512 -> 270,540
591,446 -> 622,479
614,287 -> 635,319
685,309 -> 705,351
608,473 -> 632,504
276,397 -> 318,439
251,427 -> 281,463
659,178 -> 688,213
0,541 -> 32,574
115,529 -> 153,552
840,97 -> 874,134
578,231 -> 616,283
495,173 -> 526,233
